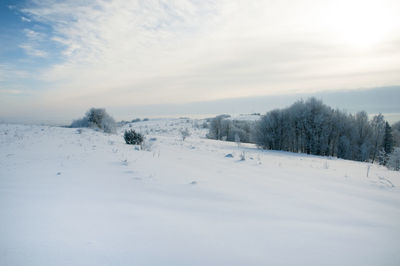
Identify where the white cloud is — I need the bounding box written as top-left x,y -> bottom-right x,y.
19,43 -> 48,57
23,28 -> 45,41
15,0 -> 400,110
19,29 -> 48,57
21,16 -> 31,22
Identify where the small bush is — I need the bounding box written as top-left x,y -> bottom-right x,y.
124,129 -> 144,145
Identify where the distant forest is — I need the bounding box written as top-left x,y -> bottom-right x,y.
208,98 -> 400,166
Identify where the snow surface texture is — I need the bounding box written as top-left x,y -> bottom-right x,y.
1,119 -> 400,266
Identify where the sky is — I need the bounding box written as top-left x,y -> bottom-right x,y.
1,0 -> 400,124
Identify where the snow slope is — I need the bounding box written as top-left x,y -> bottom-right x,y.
1,119 -> 400,266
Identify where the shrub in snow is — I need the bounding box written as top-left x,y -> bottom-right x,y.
71,108 -> 116,133
124,129 -> 144,145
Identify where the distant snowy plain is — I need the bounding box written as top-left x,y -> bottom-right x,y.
1,118 -> 400,266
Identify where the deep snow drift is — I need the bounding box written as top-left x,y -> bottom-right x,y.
1,119 -> 400,266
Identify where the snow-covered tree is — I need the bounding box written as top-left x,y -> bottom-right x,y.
379,122 -> 395,165
207,115 -> 230,140
352,111 -> 372,161
71,108 -> 116,133
391,121 -> 400,147
384,122 -> 394,152
338,135 -> 351,159
208,115 -> 253,143
387,148 -> 400,171
370,114 -> 385,163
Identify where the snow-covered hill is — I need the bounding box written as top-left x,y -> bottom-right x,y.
1,119 -> 400,266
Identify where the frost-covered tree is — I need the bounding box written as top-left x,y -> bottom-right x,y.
207,115 -> 253,143
380,122 -> 394,165
370,114 -> 385,163
387,148 -> 400,171
254,98 -> 337,156
70,108 -> 116,133
253,109 -> 283,150
352,111 -> 372,161
207,115 -> 230,140
384,122 -> 394,152
337,135 -> 351,159
391,121 -> 400,147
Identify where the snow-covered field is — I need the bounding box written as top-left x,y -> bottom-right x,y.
1,119 -> 400,266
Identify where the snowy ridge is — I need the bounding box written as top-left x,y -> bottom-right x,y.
1,119 -> 400,266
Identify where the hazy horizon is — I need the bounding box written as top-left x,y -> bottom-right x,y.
1,86 -> 399,125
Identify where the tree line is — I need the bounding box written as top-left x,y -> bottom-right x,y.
208,98 -> 398,166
